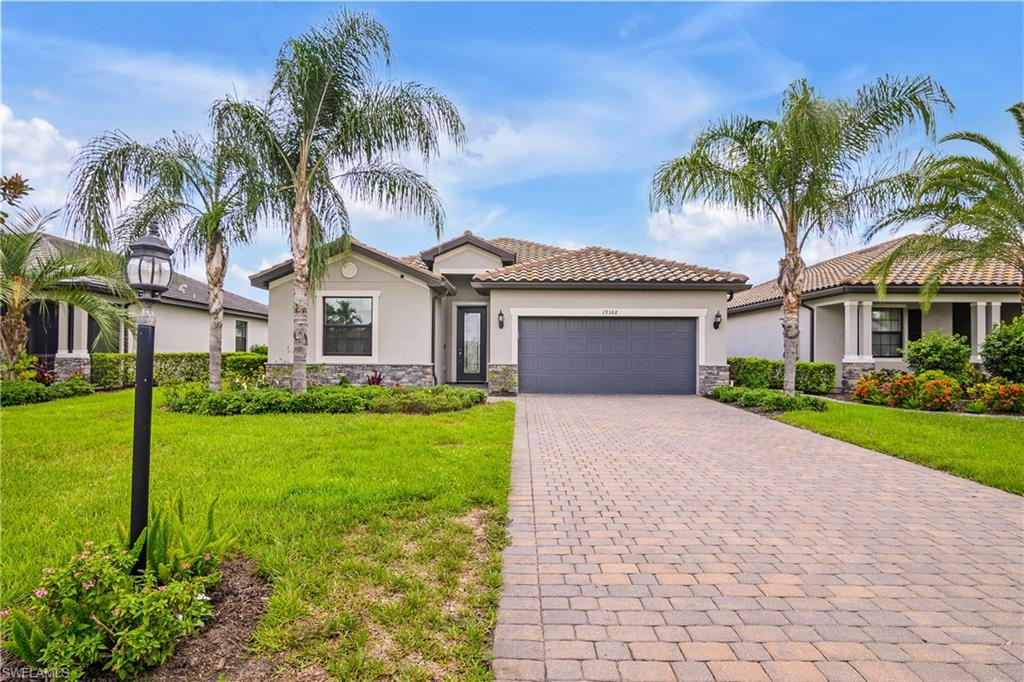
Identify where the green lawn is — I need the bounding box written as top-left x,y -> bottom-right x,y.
1,389 -> 514,680
777,401 -> 1024,495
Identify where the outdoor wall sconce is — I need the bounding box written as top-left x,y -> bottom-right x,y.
713,311 -> 722,329
498,310 -> 505,329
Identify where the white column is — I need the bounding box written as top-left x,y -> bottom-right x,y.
971,302 -> 987,363
859,301 -> 874,362
842,301 -> 860,362
71,306 -> 89,356
56,303 -> 70,355
990,302 -> 1002,331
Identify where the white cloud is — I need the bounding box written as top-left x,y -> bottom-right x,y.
6,30 -> 265,108
0,105 -> 80,209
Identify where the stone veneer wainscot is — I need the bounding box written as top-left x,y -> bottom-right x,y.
265,363 -> 435,388
698,364 -> 730,395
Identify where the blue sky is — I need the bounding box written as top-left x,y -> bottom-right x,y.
3,2 -> 1021,301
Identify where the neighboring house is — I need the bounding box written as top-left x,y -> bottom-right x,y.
26,236 -> 269,380
728,236 -> 1022,390
250,231 -> 749,394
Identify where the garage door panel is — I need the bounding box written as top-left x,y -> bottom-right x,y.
518,316 -> 696,394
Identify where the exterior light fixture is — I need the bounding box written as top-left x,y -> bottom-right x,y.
498,310 -> 505,329
713,310 -> 722,329
125,226 -> 174,572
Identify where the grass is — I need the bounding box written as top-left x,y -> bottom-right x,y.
1,389 -> 514,680
776,401 -> 1024,495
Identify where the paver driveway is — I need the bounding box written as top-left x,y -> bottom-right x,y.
494,395 -> 1024,682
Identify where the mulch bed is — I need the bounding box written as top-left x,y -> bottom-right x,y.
0,556 -> 272,682
143,555 -> 271,681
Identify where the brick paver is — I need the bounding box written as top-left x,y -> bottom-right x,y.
493,396 -> 1023,681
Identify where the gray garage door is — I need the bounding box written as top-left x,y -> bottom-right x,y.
518,317 -> 697,394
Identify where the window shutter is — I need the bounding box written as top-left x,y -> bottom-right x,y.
908,309 -> 922,342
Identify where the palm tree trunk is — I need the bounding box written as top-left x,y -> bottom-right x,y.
290,201 -> 311,393
0,308 -> 30,377
206,239 -> 227,391
778,244 -> 805,395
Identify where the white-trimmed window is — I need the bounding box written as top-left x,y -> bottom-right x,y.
872,308 -> 903,358
235,320 -> 248,352
323,296 -> 373,356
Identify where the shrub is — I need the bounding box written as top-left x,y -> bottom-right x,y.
709,385 -> 826,412
918,376 -> 963,411
248,344 -> 268,356
91,353 -> 137,388
903,331 -> 971,378
982,382 -> 1024,414
1,498 -> 231,681
964,399 -> 987,414
727,357 -> 835,393
882,372 -> 918,408
1,377 -> 95,406
45,377 -> 95,400
222,352 -> 266,385
1,352 -> 39,381
0,379 -> 49,406
851,377 -> 886,405
162,384 -> 485,416
94,352 -> 241,388
981,315 -> 1024,381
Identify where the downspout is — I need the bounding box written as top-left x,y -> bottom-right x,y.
801,303 -> 815,361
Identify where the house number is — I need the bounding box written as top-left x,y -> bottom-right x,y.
602,309 -> 619,316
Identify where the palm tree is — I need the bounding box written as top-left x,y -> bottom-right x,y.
66,130 -> 261,390
867,102 -> 1024,306
214,10 -> 464,392
0,207 -> 134,376
650,76 -> 953,393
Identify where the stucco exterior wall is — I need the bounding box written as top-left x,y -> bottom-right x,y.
727,305 -> 812,360
265,252 -> 433,365
430,244 -> 504,273
486,288 -> 732,367
149,302 -> 267,353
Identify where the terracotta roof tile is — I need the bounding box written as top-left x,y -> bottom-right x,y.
729,235 -> 1021,309
474,245 -> 748,285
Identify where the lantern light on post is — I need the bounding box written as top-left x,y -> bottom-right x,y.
125,227 -> 174,573
497,310 -> 505,329
713,311 -> 723,329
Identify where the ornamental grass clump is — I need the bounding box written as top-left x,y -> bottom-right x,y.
1,498 -> 232,681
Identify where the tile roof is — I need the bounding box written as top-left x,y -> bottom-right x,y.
42,234 -> 268,317
729,235 -> 1022,310
473,245 -> 748,285
487,237 -> 569,263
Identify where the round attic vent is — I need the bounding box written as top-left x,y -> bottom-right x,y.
341,262 -> 358,279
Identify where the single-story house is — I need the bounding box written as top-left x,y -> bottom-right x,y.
27,236 -> 269,380
250,231 -> 749,394
728,236 -> 1022,389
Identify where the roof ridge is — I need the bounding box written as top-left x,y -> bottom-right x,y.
475,244 -> 587,278
582,244 -> 748,280
489,235 -> 568,252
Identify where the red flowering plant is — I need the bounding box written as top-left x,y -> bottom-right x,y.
851,376 -> 885,404
881,372 -> 918,408
984,382 -> 1024,413
919,378 -> 963,411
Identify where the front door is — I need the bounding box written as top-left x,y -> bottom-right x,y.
456,306 -> 487,383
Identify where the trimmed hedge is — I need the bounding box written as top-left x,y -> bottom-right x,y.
93,352 -> 266,388
162,383 -> 486,416
727,357 -> 836,394
710,385 -> 828,413
1,377 -> 95,407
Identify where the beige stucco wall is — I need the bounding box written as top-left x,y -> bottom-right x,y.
486,288 -> 732,367
265,252 -> 433,365
726,305 -> 813,361
146,303 -> 267,353
430,244 -> 504,274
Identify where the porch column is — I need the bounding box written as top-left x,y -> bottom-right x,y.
842,301 -> 860,362
71,306 -> 89,356
971,301 -> 987,363
859,300 -> 874,362
56,303 -> 70,355
990,302 -> 1002,331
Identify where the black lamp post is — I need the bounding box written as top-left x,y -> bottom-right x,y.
125,227 -> 174,572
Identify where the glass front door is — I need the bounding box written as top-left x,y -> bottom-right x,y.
456,307 -> 487,383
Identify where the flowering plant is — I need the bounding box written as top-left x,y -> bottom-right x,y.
919,377 -> 963,411
881,373 -> 918,408
983,382 -> 1024,413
